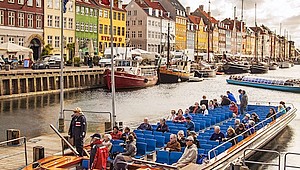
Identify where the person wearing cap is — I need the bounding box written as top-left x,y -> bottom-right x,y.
185,116 -> 195,132
113,134 -> 136,169
137,117 -> 152,131
189,131 -> 200,148
172,136 -> 198,168
68,107 -> 87,157
164,134 -> 181,152
102,134 -> 112,152
156,118 -> 170,133
89,133 -> 103,168
242,114 -> 250,124
209,126 -> 225,142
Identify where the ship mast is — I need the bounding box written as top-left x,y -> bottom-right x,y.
167,23 -> 170,68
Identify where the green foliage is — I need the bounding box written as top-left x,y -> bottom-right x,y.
41,44 -> 53,56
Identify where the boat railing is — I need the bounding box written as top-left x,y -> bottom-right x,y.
207,103 -> 294,161
63,109 -> 112,123
243,148 -> 281,167
283,152 -> 300,169
0,137 -> 28,168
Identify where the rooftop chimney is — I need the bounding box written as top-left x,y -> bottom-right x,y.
118,0 -> 122,9
186,7 -> 191,15
208,12 -> 211,17
199,5 -> 204,11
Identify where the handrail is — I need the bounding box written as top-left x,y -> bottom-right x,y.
283,152 -> 300,170
63,109 -> 112,123
131,158 -> 178,169
248,101 -> 295,108
207,104 -> 295,160
0,137 -> 27,166
243,149 -> 280,168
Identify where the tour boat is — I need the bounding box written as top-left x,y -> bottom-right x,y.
250,62 -> 269,74
223,62 -> 250,74
104,60 -> 158,90
226,75 -> 300,93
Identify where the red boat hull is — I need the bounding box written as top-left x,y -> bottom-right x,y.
104,69 -> 158,90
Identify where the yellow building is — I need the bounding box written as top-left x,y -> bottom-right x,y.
98,5 -> 126,55
44,0 -> 75,59
175,16 -> 187,50
189,16 -> 207,53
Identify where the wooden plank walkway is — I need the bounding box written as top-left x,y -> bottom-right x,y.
0,132 -> 94,170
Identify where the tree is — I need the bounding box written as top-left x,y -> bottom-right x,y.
41,44 -> 53,56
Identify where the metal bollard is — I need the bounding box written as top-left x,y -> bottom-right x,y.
6,129 -> 20,146
33,146 -> 45,162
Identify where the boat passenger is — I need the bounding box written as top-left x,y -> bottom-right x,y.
164,134 -> 181,152
213,99 -> 220,108
278,104 -> 286,114
110,126 -> 123,140
89,133 -> 104,169
251,112 -> 260,123
266,108 -> 277,121
113,134 -> 136,170
189,102 -> 201,113
101,134 -> 112,152
234,119 -> 241,129
200,95 -> 209,110
177,130 -> 186,148
246,120 -> 255,135
208,100 -> 215,110
199,104 -> 209,116
209,126 -> 225,142
137,117 -> 153,131
183,109 -> 192,119
235,123 -> 248,139
220,95 -> 231,106
189,131 -> 200,148
242,114 -> 250,124
172,136 -> 198,168
280,101 -> 287,109
229,101 -> 239,117
238,89 -> 243,104
173,110 -> 186,123
240,90 -> 248,115
121,127 -> 137,141
167,110 -> 177,121
223,127 -> 237,146
156,118 -> 170,132
227,91 -> 237,103
185,116 -> 195,132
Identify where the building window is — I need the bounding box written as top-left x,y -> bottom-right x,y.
126,21 -> 129,26
81,7 -> 84,15
89,24 -> 93,32
18,13 -> 24,27
8,37 -> 15,43
55,36 -> 59,47
76,6 -> 80,13
68,1 -> 73,12
133,10 -> 137,15
126,31 -> 129,38
113,26 -> 116,35
55,16 -> 60,27
27,0 -> 33,6
127,11 -> 131,16
85,8 -> 89,16
8,11 -> 15,26
132,20 -> 136,26
85,24 -> 89,32
27,14 -> 33,28
104,25 -> 108,34
132,31 -> 136,38
54,0 -> 59,9
90,8 -> 93,16
47,0 -> 52,7
113,12 -> 116,20
63,17 -> 67,28
0,36 -> 4,44
148,20 -> 151,25
75,22 -> 79,31
0,10 -> 3,25
121,13 -> 125,21
36,15 -> 42,28
138,20 -> 142,25
148,31 -> 151,38
80,22 -> 84,31
18,37 -> 24,46
104,10 -> 108,18
47,15 -> 53,27
36,0 -> 41,7
8,0 -> 14,3
68,18 -> 73,29
117,27 -> 120,36
99,24 -> 103,34
93,24 -> 97,33
68,37 -> 73,43
99,9 -> 102,17
121,27 -> 125,36
117,13 -> 121,20
18,0 -> 24,4
138,31 -> 142,38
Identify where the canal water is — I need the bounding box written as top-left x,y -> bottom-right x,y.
0,65 -> 300,168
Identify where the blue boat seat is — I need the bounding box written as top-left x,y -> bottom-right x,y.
169,152 -> 183,165
156,150 -> 169,164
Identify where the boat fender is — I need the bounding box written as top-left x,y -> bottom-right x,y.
144,79 -> 148,83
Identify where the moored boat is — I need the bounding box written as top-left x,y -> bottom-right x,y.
250,62 -> 269,74
158,61 -> 191,84
269,62 -> 278,70
226,75 -> 300,93
279,61 -> 291,68
223,62 -> 250,74
104,60 -> 158,90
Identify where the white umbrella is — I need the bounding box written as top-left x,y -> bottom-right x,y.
0,42 -> 33,53
88,40 -> 94,57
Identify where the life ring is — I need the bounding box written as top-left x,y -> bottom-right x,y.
144,79 -> 148,83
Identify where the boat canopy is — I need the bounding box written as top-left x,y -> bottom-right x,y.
242,76 -> 286,85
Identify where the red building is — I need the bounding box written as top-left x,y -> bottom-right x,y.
0,0 -> 44,60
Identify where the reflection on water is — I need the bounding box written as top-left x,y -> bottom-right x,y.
1,66 -> 300,168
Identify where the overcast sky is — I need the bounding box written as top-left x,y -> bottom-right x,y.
123,0 -> 300,48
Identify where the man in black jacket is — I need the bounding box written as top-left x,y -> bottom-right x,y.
68,107 -> 87,157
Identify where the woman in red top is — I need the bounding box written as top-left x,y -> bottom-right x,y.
229,102 -> 239,117
173,109 -> 186,123
110,126 -> 123,140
